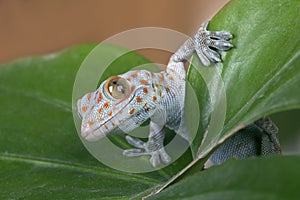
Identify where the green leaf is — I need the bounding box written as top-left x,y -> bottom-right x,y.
0,44 -> 166,199
0,43 -> 195,199
149,156 -> 300,200
151,0 -> 300,196
0,0 -> 299,199
188,0 -> 300,162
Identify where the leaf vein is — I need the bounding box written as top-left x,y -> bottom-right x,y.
0,152 -> 161,185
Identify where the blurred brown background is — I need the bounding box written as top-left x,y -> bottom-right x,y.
0,0 -> 229,64
0,0 -> 299,153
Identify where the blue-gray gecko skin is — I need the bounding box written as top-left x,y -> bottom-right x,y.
208,117 -> 281,166
77,22 -> 281,167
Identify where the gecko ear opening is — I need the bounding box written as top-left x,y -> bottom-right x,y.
105,76 -> 130,99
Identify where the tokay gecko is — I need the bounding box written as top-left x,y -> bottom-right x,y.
77,22 -> 281,167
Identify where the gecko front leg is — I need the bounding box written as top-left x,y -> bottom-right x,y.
123,121 -> 171,167
172,21 -> 233,65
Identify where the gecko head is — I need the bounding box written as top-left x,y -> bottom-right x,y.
77,70 -> 157,142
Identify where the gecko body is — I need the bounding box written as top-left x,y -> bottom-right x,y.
77,53 -> 188,166
77,22 -> 280,167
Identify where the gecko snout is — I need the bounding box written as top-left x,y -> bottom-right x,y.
81,121 -> 107,142
81,125 -> 98,141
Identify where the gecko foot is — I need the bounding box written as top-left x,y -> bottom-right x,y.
254,117 -> 282,154
123,135 -> 171,167
195,21 -> 233,66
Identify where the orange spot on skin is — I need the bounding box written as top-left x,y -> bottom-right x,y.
99,118 -> 104,122
87,93 -> 91,101
159,91 -> 162,97
97,93 -> 103,103
87,121 -> 94,127
159,75 -> 165,82
169,68 -> 175,73
129,108 -> 135,115
136,96 -> 142,103
168,76 -> 174,81
82,106 -> 88,113
107,111 -> 112,117
131,85 -> 136,92
131,73 -> 138,78
112,122 -> 115,126
126,78 -> 131,81
98,108 -> 103,114
94,93 -> 97,100
104,125 -> 108,130
140,80 -> 149,85
165,87 -> 170,93
143,88 -> 148,94
153,96 -> 157,101
103,102 -> 110,108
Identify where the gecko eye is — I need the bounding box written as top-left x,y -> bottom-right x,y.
105,76 -> 130,99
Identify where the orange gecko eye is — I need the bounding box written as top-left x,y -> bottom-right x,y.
105,76 -> 130,99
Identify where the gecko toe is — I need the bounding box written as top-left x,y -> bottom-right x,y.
150,152 -> 161,167
159,148 -> 172,164
125,135 -> 146,149
123,148 -> 146,157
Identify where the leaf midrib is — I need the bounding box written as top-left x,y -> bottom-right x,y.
0,152 -> 161,185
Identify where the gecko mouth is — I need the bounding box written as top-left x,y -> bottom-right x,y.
81,116 -> 120,142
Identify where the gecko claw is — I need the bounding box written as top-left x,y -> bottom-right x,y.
213,40 -> 233,51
